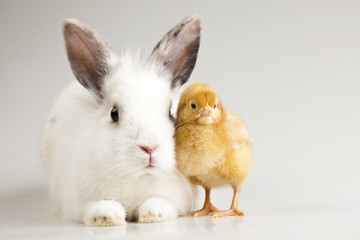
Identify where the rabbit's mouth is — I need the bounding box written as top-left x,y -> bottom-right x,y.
142,155 -> 155,169
146,163 -> 154,168
140,145 -> 158,168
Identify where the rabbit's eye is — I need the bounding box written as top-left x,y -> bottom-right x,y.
169,108 -> 174,123
111,107 -> 119,122
191,103 -> 197,110
214,104 -> 217,109
168,102 -> 175,123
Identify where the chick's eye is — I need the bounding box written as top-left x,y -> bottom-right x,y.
111,107 -> 119,122
191,103 -> 197,109
214,104 -> 217,109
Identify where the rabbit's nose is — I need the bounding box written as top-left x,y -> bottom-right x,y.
140,145 -> 158,154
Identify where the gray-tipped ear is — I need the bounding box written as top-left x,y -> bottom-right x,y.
63,18 -> 116,98
151,14 -> 201,89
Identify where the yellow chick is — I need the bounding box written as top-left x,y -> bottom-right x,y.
175,82 -> 253,218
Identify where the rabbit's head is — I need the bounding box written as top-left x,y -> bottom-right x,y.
62,15 -> 201,176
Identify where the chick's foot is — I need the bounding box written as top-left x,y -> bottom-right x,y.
210,207 -> 244,218
188,202 -> 219,217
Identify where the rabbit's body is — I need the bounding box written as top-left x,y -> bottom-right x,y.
42,16 -> 201,226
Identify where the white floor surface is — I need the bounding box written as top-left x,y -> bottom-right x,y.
1,188 -> 359,240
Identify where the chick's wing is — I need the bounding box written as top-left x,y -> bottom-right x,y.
224,111 -> 252,150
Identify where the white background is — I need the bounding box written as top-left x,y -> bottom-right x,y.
1,0 -> 359,239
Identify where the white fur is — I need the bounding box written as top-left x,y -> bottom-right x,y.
42,53 -> 195,225
84,200 -> 126,226
138,197 -> 177,223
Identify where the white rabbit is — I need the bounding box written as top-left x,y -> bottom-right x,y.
41,15 -> 201,226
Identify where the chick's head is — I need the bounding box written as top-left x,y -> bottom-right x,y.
177,82 -> 223,125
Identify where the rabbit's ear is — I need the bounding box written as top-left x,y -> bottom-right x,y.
151,14 -> 201,89
63,19 -> 116,99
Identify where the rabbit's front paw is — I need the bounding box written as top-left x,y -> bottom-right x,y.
138,197 -> 177,223
84,200 -> 126,226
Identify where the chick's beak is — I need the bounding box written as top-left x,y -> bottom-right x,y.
200,106 -> 213,117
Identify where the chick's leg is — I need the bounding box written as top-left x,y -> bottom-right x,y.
189,187 -> 218,217
210,186 -> 244,218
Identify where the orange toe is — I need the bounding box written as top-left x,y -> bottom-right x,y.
188,209 -> 212,217
188,203 -> 219,217
210,208 -> 244,218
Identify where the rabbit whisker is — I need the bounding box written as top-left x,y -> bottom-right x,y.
175,118 -> 197,130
